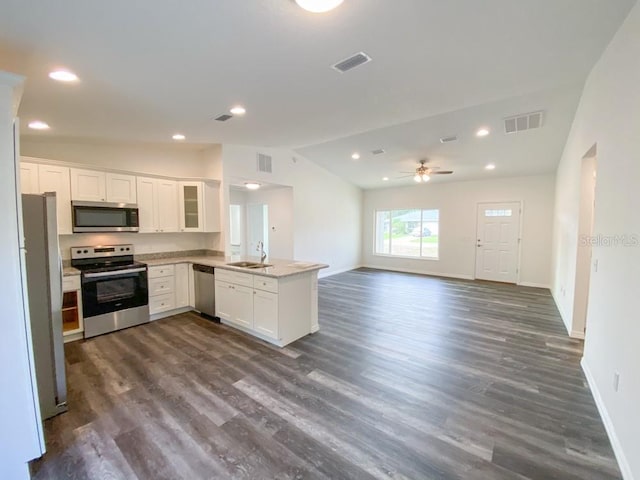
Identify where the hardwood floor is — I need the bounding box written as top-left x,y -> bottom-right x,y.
31,268 -> 621,479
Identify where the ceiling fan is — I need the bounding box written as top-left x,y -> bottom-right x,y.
399,160 -> 454,183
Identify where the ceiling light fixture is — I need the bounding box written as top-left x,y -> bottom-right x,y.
172,134 -> 186,140
476,128 -> 490,137
351,152 -> 360,160
28,121 -> 50,130
414,173 -> 431,183
230,106 -> 246,115
295,0 -> 343,13
245,182 -> 261,190
48,70 -> 78,82
382,177 -> 389,181
485,163 -> 496,170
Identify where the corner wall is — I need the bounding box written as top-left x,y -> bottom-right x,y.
362,174 -> 555,286
551,3 -> 640,478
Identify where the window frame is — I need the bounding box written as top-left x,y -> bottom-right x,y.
373,208 -> 440,260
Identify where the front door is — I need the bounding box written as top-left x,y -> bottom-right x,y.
475,202 -> 521,283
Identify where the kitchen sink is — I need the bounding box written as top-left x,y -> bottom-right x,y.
226,261 -> 273,269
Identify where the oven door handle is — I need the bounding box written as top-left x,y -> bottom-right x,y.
83,267 -> 147,279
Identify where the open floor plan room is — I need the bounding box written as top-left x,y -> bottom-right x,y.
33,270 -> 619,480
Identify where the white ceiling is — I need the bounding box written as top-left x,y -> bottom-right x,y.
0,0 -> 635,186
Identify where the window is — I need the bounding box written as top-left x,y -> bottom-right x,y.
484,209 -> 512,217
374,209 -> 439,258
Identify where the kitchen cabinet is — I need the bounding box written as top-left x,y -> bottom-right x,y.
20,162 -> 39,194
106,173 -> 137,203
136,176 -> 179,233
178,181 -> 220,233
148,263 -> 193,319
71,168 -> 136,203
175,263 -> 190,308
148,265 -> 176,315
70,168 -> 106,202
19,161 -> 72,234
215,268 -> 316,346
62,275 -> 83,342
38,164 -> 72,235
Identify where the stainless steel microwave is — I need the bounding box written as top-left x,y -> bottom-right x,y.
72,201 -> 139,233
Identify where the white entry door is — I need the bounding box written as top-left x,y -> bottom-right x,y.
475,202 -> 521,283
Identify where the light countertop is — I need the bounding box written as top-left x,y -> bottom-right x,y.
64,256 -> 328,278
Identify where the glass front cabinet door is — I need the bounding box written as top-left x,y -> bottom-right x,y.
179,181 -> 204,232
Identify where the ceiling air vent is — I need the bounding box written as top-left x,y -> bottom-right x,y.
371,148 -> 386,156
257,153 -> 272,173
439,135 -> 458,144
504,111 -> 544,134
215,114 -> 233,122
332,52 -> 372,73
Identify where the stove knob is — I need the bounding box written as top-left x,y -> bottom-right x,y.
76,250 -> 82,254
126,247 -> 130,251
83,250 -> 88,253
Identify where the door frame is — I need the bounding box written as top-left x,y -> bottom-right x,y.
474,200 -> 524,284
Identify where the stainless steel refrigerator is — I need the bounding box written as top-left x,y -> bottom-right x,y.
21,192 -> 67,420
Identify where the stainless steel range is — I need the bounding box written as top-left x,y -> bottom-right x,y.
71,244 -> 149,338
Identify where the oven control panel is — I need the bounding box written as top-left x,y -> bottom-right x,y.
71,244 -> 135,259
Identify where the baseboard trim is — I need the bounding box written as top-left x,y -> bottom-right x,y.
581,358 -> 634,480
551,288 -> 573,337
518,281 -> 551,289
363,264 -> 474,281
570,329 -> 586,340
318,265 -> 362,278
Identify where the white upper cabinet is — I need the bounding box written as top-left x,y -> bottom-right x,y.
136,176 -> 179,233
38,164 -> 72,235
70,168 -> 136,203
106,173 -> 137,204
70,168 -> 106,202
178,181 -> 220,233
157,179 -> 179,232
136,176 -> 157,233
20,162 -> 39,194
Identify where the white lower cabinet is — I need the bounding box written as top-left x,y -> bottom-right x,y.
148,263 -> 192,318
215,268 -> 316,346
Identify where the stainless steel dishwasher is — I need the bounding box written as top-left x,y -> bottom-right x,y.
193,264 -> 217,321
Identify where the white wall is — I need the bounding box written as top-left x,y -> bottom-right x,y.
551,3 -> 640,478
244,187 -> 294,260
221,144 -> 362,276
20,139 -> 225,254
363,174 -> 555,287
0,74 -> 42,479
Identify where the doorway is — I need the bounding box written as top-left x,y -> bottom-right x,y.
572,148 -> 597,337
475,202 -> 522,283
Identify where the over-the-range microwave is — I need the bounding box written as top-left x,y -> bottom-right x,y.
72,201 -> 139,233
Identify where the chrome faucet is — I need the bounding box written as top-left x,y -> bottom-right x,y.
257,241 -> 267,263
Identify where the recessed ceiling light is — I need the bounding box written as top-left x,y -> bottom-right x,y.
382,177 -> 389,181
476,128 -> 490,137
245,182 -> 261,190
230,106 -> 246,115
48,70 -> 78,82
485,163 -> 496,170
172,134 -> 185,140
28,121 -> 50,130
295,0 -> 343,13
351,152 -> 360,160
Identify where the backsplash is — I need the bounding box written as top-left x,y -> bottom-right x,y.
58,232 -> 222,260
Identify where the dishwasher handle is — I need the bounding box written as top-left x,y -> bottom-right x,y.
193,264 -> 214,274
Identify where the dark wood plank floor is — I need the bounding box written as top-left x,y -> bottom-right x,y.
31,268 -> 621,479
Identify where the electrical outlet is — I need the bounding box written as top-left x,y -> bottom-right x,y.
613,372 -> 620,392
594,259 -> 599,272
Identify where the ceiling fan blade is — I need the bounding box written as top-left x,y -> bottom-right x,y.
431,170 -> 453,175
395,174 -> 413,179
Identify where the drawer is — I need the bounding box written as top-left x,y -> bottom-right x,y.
216,268 -> 253,287
149,292 -> 175,314
148,264 -> 175,279
62,275 -> 81,292
149,277 -> 174,297
253,275 -> 278,294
